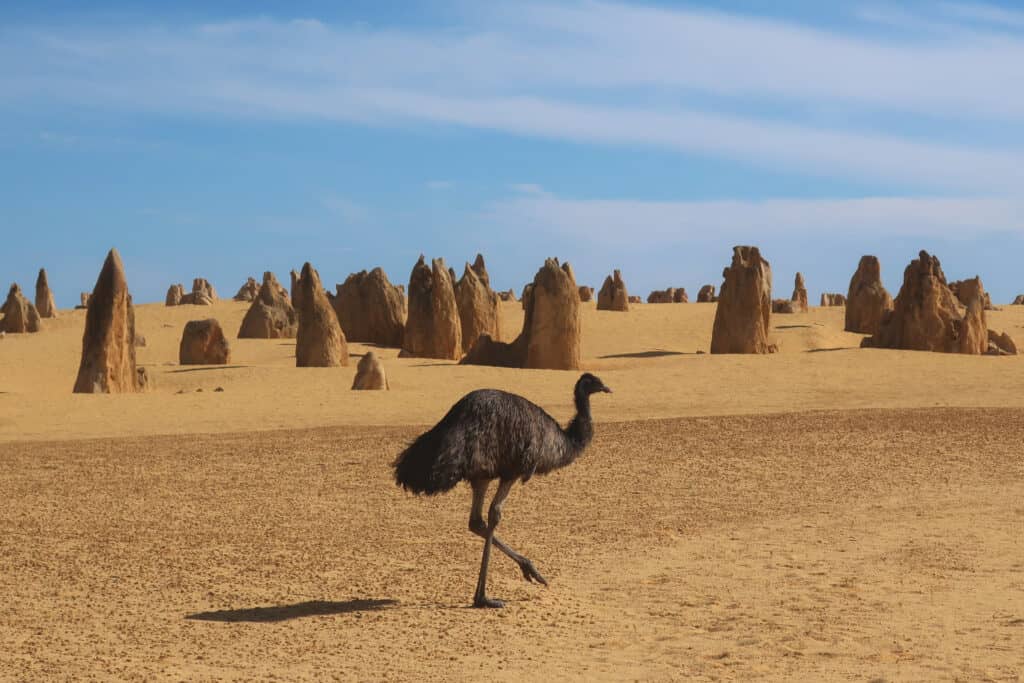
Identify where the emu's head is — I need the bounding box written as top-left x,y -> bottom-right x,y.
576,372 -> 612,396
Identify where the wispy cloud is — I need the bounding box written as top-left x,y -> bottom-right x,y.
482,190 -> 1024,244
938,2 -> 1024,29
321,195 -> 370,224
2,2 -> 1021,193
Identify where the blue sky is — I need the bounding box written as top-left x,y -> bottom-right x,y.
1,0 -> 1023,307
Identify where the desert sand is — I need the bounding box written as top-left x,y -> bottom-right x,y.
1,299 -> 1023,680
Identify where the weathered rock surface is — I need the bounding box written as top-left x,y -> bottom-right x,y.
238,272 -> 298,339
820,293 -> 847,306
845,256 -> 894,334
697,285 -> 717,303
401,256 -> 461,360
332,267 -> 406,347
35,268 -> 56,318
351,351 -> 389,390
179,278 -> 216,305
578,286 -> 594,302
179,319 -> 231,365
462,257 -> 581,370
597,270 -> 630,311
772,299 -> 796,314
792,273 -> 809,313
233,277 -> 260,302
988,330 -> 1018,355
73,249 -> 143,393
295,262 -> 348,367
165,284 -> 184,306
949,277 -> 995,311
455,260 -> 500,354
710,246 -> 776,354
1,284 -> 41,333
861,251 -> 986,354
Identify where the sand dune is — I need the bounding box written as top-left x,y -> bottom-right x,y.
1,298 -> 1023,679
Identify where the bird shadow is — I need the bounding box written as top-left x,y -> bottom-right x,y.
169,365 -> 246,373
598,350 -> 687,359
806,347 -> 855,353
775,324 -> 814,330
410,362 -> 457,367
185,598 -> 397,623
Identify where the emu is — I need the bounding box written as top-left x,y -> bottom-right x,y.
393,372 -> 612,608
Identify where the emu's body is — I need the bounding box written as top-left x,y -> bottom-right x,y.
393,373 -> 611,607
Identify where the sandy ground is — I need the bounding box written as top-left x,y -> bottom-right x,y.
4,300 -> 1024,441
1,298 -> 1023,680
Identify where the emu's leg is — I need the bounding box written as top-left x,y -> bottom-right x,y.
472,479 -> 514,608
469,480 -> 548,585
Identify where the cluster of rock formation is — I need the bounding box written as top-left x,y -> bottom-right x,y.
455,255 -> 501,354
578,286 -> 594,302
73,249 -> 146,393
627,295 -> 642,304
352,351 -> 388,390
497,289 -> 517,302
462,257 -> 581,370
166,278 -> 217,306
77,293 -> 91,309
647,288 -> 688,304
1012,295 -> 1024,305
332,267 -> 406,347
697,285 -> 717,303
772,273 -> 809,314
295,263 -> 348,367
771,298 -> 797,314
35,269 -> 56,318
711,246 -> 776,354
820,293 -> 847,306
861,250 -> 1013,355
233,277 -> 260,302
597,270 -> 630,311
1,284 -> 42,333
179,319 -> 231,365
238,272 -> 298,339
401,256 -> 461,360
845,256 -> 894,335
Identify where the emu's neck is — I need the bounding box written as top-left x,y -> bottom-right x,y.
561,386 -> 594,464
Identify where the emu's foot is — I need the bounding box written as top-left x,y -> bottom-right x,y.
472,595 -> 505,609
518,559 -> 548,586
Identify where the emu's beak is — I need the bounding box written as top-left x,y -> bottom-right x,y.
601,385 -> 613,393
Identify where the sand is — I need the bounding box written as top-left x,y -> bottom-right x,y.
1,299 -> 1023,680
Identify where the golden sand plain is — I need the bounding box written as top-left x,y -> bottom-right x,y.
1,300 -> 1023,680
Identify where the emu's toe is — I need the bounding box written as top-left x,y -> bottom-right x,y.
519,560 -> 548,586
473,596 -> 505,609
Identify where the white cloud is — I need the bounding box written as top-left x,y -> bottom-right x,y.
481,192 -> 1024,244
2,2 -> 1022,193
938,2 -> 1024,29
